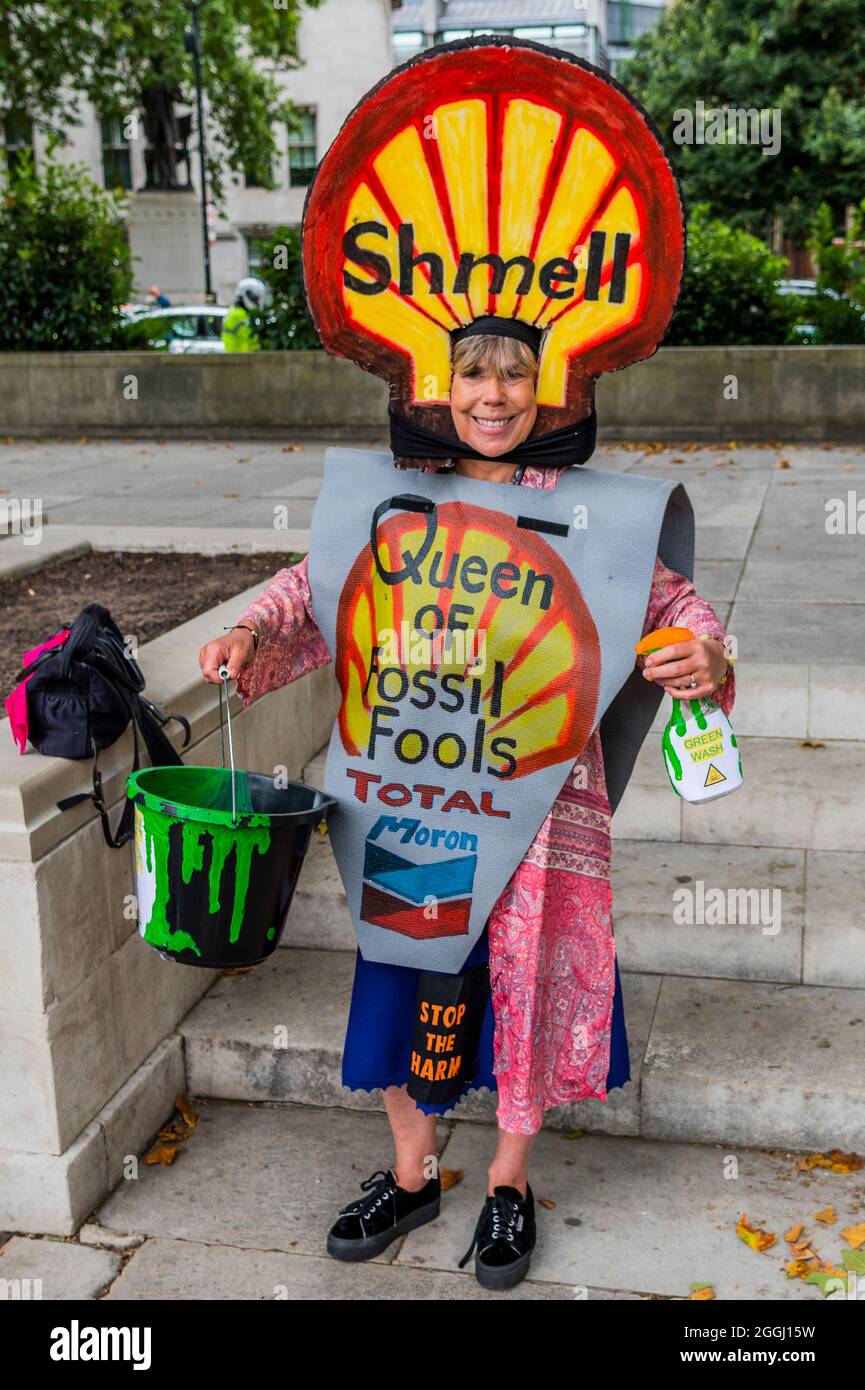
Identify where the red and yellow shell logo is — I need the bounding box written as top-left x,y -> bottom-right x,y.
335,502 -> 600,780
302,38 -> 684,432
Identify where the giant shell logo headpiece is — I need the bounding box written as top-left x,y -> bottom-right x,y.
301,35 -> 685,437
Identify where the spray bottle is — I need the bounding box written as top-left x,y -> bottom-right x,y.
635,626 -> 742,802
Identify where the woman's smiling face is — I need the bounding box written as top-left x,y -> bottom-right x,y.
449,338 -> 539,458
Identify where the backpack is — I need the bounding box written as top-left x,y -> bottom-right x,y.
11,602 -> 191,849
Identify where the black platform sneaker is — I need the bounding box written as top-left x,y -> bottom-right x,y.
458,1183 -> 536,1290
326,1166 -> 441,1262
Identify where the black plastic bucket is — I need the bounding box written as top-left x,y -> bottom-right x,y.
127,669 -> 336,967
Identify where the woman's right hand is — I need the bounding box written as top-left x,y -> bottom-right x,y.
198,626 -> 257,685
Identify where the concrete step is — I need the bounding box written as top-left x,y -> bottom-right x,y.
291,755 -> 865,989
303,730 -> 865,854
615,733 -> 865,850
177,946 -> 865,1152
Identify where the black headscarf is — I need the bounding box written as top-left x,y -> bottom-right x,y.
389,315 -> 596,469
389,401 -> 596,469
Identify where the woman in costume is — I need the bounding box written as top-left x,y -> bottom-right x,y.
198,38 -> 736,1291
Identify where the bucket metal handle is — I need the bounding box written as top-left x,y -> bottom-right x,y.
217,664 -> 239,825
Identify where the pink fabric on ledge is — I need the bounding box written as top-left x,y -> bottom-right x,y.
4,628 -> 72,754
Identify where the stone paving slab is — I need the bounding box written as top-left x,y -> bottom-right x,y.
393,1121 -> 865,1300
93,1100 -> 449,1262
105,1236 -> 590,1300
0,1233 -> 120,1299
17,1098 -> 856,1301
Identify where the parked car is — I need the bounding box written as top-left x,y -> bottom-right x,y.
120,305 -> 229,352
775,278 -> 818,298
775,279 -> 865,343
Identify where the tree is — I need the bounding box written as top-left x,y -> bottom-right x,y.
0,154 -> 134,349
249,225 -> 321,349
0,0 -> 324,203
665,204 -> 794,346
622,0 -> 865,244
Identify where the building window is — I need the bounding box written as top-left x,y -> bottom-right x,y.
3,111 -> 34,177
394,30 -> 425,50
607,1 -> 666,45
244,160 -> 274,188
246,235 -> 271,274
287,107 -> 316,188
100,115 -> 132,190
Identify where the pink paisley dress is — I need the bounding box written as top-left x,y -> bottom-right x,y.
234,462 -> 735,1134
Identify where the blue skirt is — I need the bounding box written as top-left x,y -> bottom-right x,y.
341,925 -> 631,1118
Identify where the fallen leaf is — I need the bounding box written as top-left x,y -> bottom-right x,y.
175,1094 -> 198,1129
158,1124 -> 188,1143
143,1143 -> 178,1166
223,491 -> 239,498
799,739 -> 825,748
805,1268 -> 850,1297
814,1205 -> 836,1224
238,456 -> 252,462
776,459 -> 790,468
282,443 -> 304,452
736,1214 -> 776,1252
563,1129 -> 584,1140
689,1284 -> 715,1299
539,1198 -> 557,1210
841,1221 -> 865,1249
784,1221 -> 804,1243
439,1168 -> 463,1192
798,1149 -> 864,1174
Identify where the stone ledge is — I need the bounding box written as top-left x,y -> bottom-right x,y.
0,577 -> 337,861
0,1035 -> 184,1236
2,347 -> 865,439
0,527 -> 309,583
0,577 -> 341,1230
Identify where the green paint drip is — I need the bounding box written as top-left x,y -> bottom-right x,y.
731,731 -> 742,777
661,697 -> 688,782
662,715 -> 683,781
140,807 -> 272,953
181,820 -> 206,883
229,823 -> 271,942
141,811 -> 202,957
690,698 -> 709,730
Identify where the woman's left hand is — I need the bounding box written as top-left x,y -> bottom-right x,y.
639,637 -> 728,699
